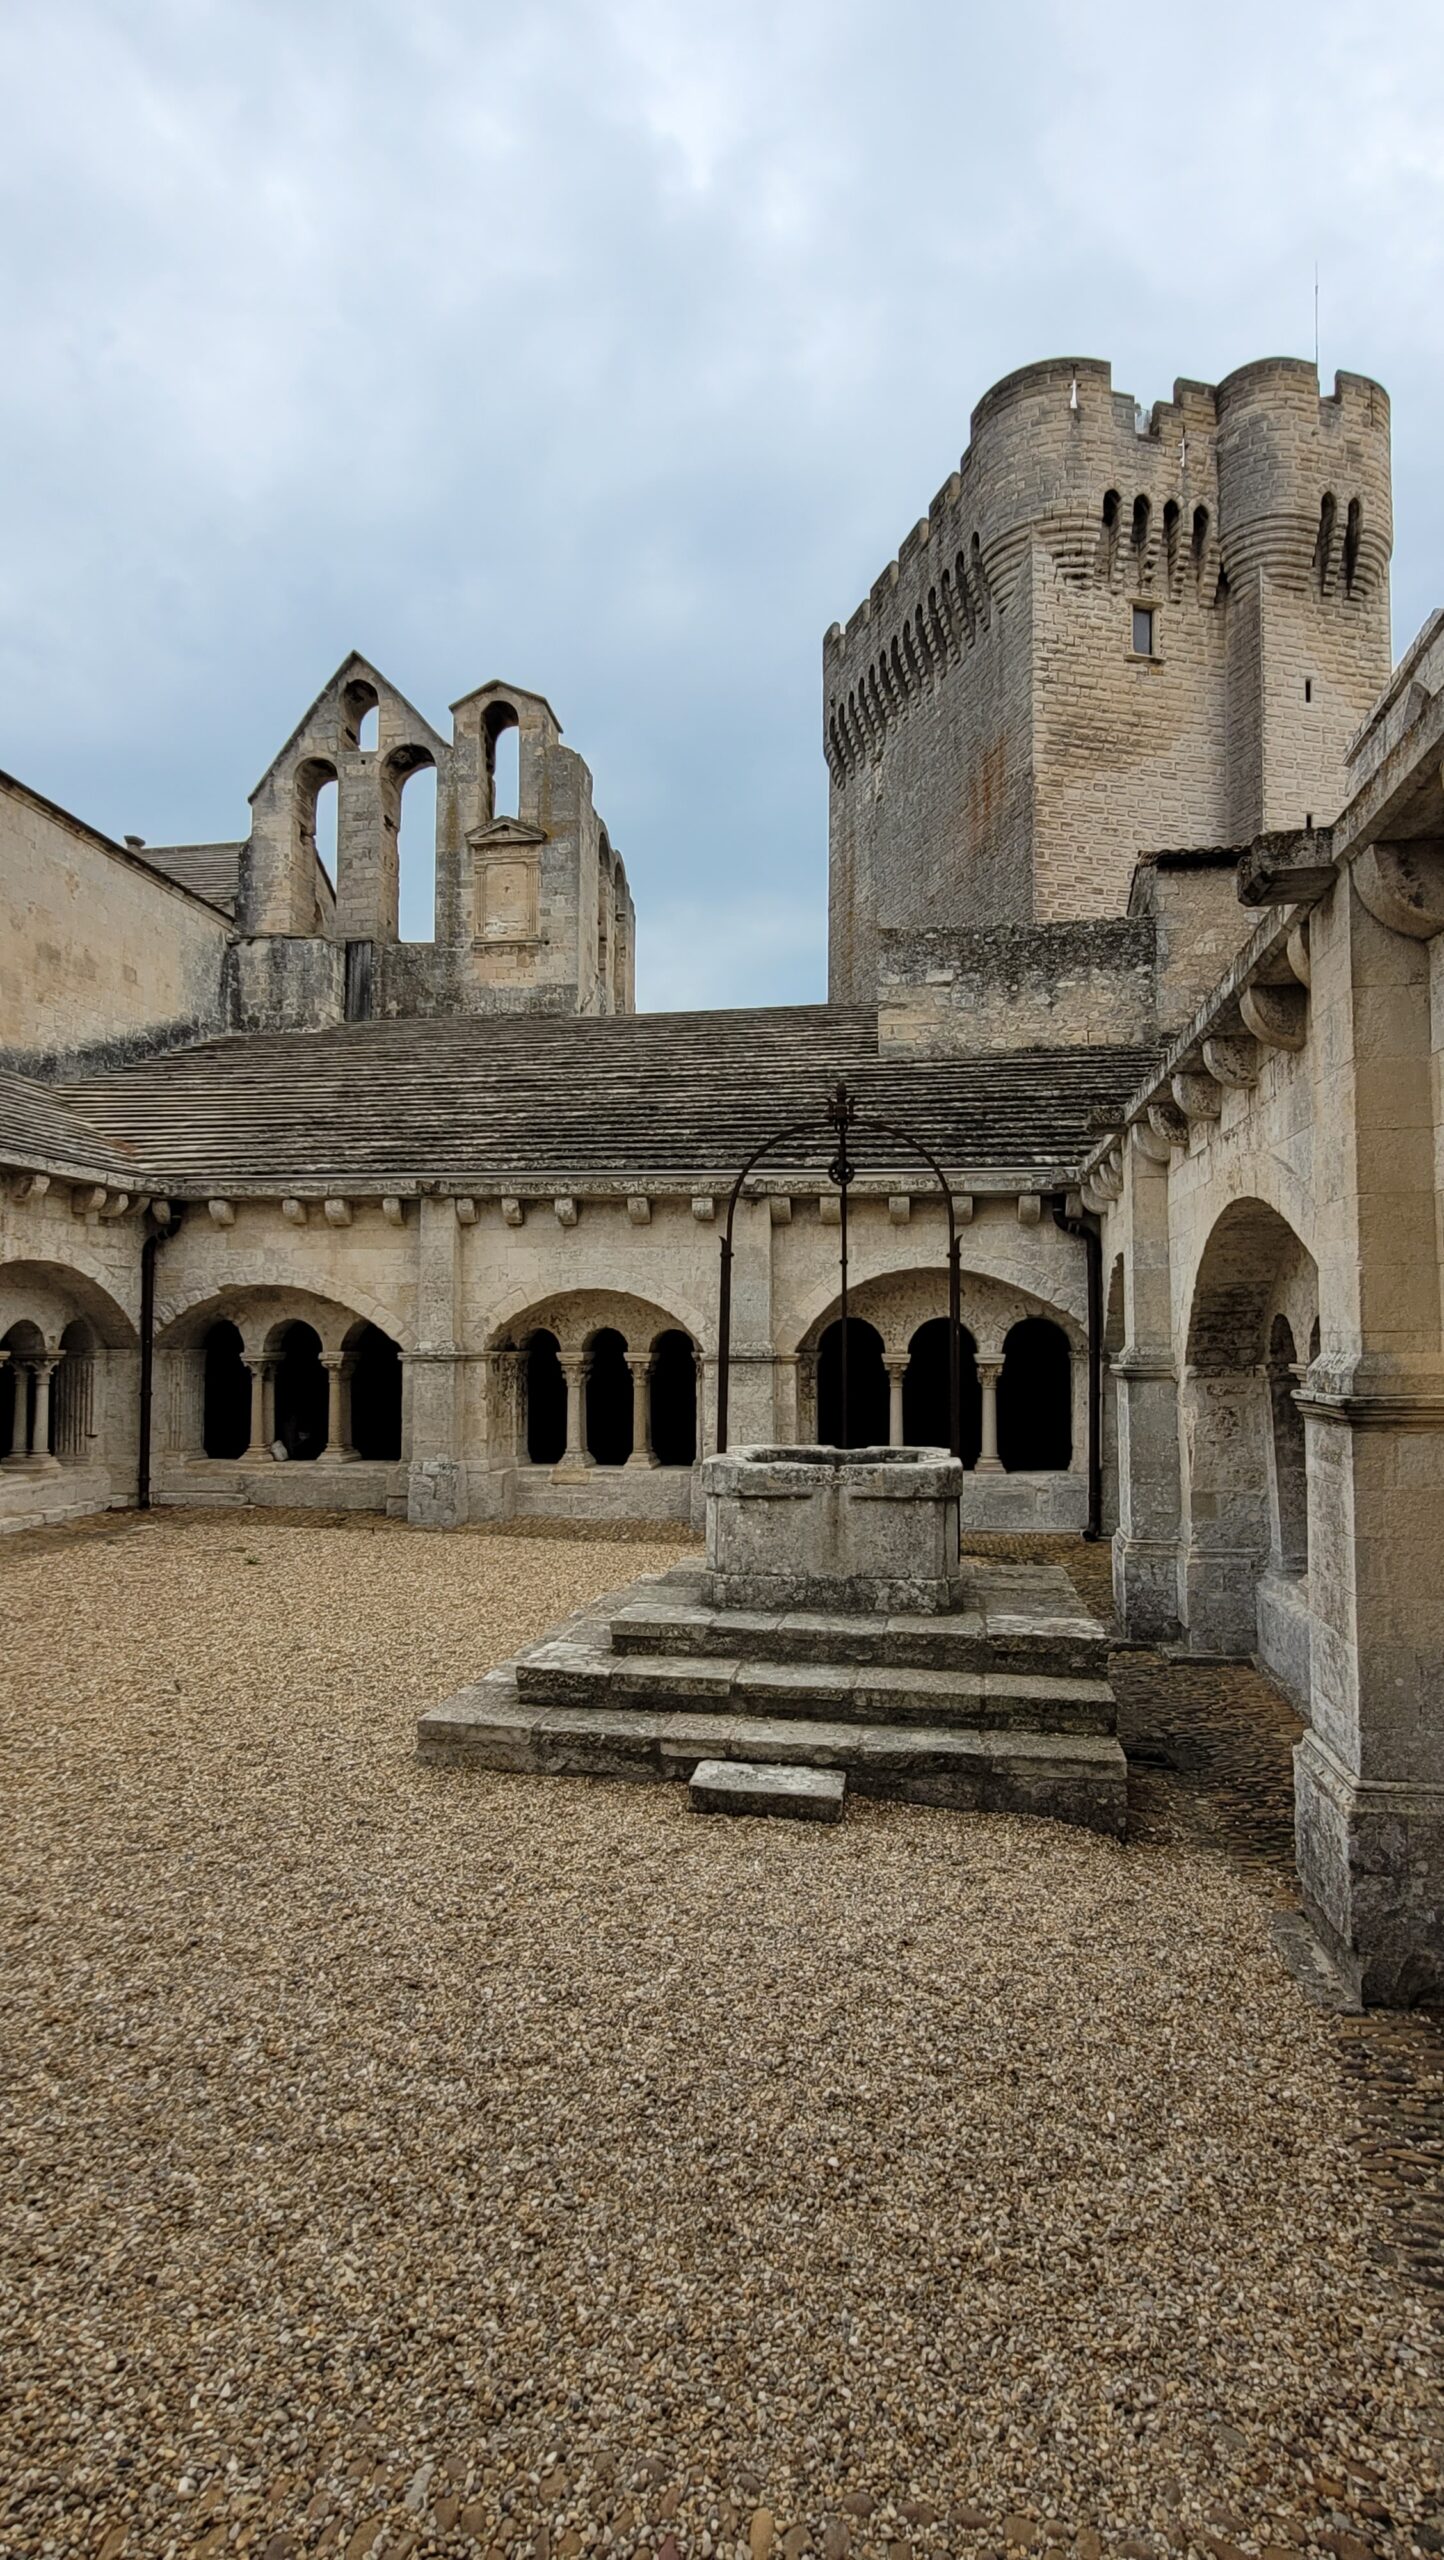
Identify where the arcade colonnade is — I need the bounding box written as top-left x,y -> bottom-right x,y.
0,1204 -> 1091,1534
1087,785 -> 1444,2006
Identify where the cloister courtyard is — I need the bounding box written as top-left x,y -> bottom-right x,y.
1,1509 -> 1440,2560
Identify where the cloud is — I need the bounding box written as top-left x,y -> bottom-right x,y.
2,0 -> 1444,1006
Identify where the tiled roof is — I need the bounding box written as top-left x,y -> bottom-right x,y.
57,1006 -> 1156,1191
0,1071 -> 140,1182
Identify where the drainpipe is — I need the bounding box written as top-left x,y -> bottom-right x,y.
138,1203 -> 183,1511
1051,1196 -> 1102,1542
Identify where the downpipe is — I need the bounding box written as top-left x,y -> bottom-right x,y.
137,1203 -> 182,1511
1051,1195 -> 1103,1542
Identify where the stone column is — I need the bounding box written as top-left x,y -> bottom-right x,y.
319,1354 -> 345,1459
0,1352 -> 25,1466
1291,872 -> 1444,2002
243,1359 -> 273,1460
30,1357 -> 60,1473
883,1353 -> 908,1448
1112,1128 -> 1182,1643
975,1357 -> 1003,1472
625,1355 -> 658,1467
554,1353 -> 594,1475
0,1351 -> 11,1463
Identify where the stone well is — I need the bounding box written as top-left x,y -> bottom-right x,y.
702,1443 -> 965,1614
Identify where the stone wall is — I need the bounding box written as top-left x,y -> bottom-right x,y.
876,918 -> 1156,1057
0,775 -> 232,1076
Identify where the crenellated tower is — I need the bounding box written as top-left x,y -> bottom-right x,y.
825,356 -> 1392,1001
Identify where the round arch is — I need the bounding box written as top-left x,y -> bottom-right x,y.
156,1282 -> 407,1358
0,1259 -> 136,1351
1181,1196 -> 1319,1659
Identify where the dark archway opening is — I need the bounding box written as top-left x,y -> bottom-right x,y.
650,1329 -> 697,1466
273,1322 -> 326,1461
349,1324 -> 402,1461
202,1320 -> 250,1459
586,1328 -> 633,1466
903,1317 -> 980,1462
816,1318 -> 888,1449
525,1332 -> 565,1464
997,1317 -> 1073,1471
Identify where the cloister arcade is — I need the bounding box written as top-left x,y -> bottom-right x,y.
0,1259 -> 137,1521
490,1293 -> 700,1478
148,1289 -> 408,1506
793,1266 -> 1085,1526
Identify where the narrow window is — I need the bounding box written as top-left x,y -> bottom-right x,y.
1313,492 -> 1337,590
1101,490 -> 1120,532
1304,678 -> 1313,704
1163,498 -> 1180,579
485,702 -> 521,820
1132,605 -> 1156,657
313,775 -> 338,885
357,704 -> 379,752
1343,498 -> 1362,594
1131,493 -> 1150,555
396,760 -> 438,943
1191,505 -> 1209,570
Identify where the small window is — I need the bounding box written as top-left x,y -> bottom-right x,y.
1131,605 -> 1156,657
1304,678 -> 1313,703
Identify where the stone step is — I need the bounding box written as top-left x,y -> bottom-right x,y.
689,1760 -> 845,1822
416,1670 -> 1128,1836
513,1640 -> 1116,1733
608,1595 -> 1107,1680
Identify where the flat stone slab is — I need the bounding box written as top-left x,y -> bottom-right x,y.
689,1759 -> 845,1823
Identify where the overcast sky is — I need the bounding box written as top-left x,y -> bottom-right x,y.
3,0 -> 1443,1009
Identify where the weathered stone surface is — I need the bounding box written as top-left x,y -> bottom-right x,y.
688,1760 -> 845,1822
703,1446 -> 966,1616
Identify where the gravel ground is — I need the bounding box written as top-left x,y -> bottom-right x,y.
0,1510 -> 1437,2560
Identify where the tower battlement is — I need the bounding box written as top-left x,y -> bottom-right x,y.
826,357 -> 1392,1000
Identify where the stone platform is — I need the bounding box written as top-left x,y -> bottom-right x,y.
416,1555 -> 1128,1835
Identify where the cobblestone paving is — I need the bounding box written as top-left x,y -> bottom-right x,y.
1,1514 -> 1440,2560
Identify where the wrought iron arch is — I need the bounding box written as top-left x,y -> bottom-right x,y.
716,1080 -> 965,1457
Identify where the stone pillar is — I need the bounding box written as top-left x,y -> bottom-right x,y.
0,1351 -> 11,1463
406,1194 -> 468,1526
975,1358 -> 1003,1472
772,1352 -> 800,1443
554,1353 -> 594,1475
883,1353 -> 908,1448
1112,1130 -> 1182,1643
1291,875 -> 1444,2003
29,1357 -> 59,1473
0,1352 -> 26,1466
319,1354 -> 345,1459
625,1355 -> 658,1467
243,1360 -> 273,1460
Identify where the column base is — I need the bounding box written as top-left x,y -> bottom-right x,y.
406,1457 -> 469,1528
1295,1729 -> 1444,2006
551,1457 -> 597,1483
972,1456 -> 1005,1476
1,1452 -> 60,1476
1181,1543 -> 1262,1656
625,1452 -> 660,1470
1111,1534 -> 1181,1643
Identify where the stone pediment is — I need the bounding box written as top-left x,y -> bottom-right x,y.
466,817 -> 547,851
